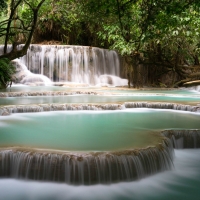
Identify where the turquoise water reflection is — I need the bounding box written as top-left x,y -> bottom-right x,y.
0,109 -> 200,151
0,85 -> 199,94
0,94 -> 200,105
1,85 -> 200,200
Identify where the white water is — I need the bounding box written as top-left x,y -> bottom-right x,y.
189,85 -> 200,92
0,149 -> 200,200
0,42 -> 199,197
0,45 -> 127,86
11,59 -> 52,86
19,45 -> 127,86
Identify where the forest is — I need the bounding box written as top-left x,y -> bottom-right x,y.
0,0 -> 200,88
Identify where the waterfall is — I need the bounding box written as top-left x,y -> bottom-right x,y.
124,102 -> 200,112
189,85 -> 200,92
162,130 -> 200,149
0,139 -> 173,185
0,104 -> 124,116
11,59 -> 52,86
0,44 -> 127,86
1,101 -> 200,116
18,45 -> 126,86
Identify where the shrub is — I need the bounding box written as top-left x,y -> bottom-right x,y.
0,58 -> 15,88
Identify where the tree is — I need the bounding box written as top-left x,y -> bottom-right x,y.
0,0 -> 46,88
0,0 -> 7,11
34,0 -> 99,45
1,0 -> 199,88
0,0 -> 46,60
139,1 -> 200,87
83,0 -> 200,88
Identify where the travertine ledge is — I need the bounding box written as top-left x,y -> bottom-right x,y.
0,102 -> 200,115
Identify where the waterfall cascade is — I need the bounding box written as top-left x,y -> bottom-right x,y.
11,59 -> 52,86
162,130 -> 200,149
19,45 -> 127,86
0,139 -> 173,185
190,85 -> 200,92
1,101 -> 200,116
0,104 -> 123,116
124,102 -> 200,112
0,44 -> 127,86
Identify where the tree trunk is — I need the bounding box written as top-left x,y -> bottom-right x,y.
0,0 -> 46,61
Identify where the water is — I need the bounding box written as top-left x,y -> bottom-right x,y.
0,45 -> 127,86
0,94 -> 200,105
1,43 -> 200,198
0,58 -> 200,197
1,85 -> 199,94
1,86 -> 200,106
0,110 -> 200,151
0,149 -> 200,200
1,109 -> 199,185
19,45 -> 123,85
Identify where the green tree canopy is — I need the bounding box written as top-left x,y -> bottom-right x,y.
0,0 -> 7,11
0,0 -> 46,60
0,0 -> 46,88
1,0 -> 200,88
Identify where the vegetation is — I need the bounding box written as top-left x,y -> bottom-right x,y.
0,0 -> 7,12
0,58 -> 15,88
0,0 -> 46,88
0,0 -> 200,88
0,0 -> 46,60
80,0 -> 200,87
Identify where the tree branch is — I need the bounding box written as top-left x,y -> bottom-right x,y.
0,0 -> 46,60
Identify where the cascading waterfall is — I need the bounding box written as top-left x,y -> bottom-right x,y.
0,91 -> 97,97
1,101 -> 200,116
124,102 -> 200,112
0,104 -> 123,116
1,45 -> 200,188
162,130 -> 200,149
190,85 -> 200,92
0,139 -> 173,185
18,45 -> 126,86
0,44 -> 127,86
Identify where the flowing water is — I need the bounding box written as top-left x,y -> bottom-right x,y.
0,45 -> 127,86
0,108 -> 199,185
1,44 -> 200,198
0,85 -> 199,94
0,149 -> 200,200
0,88 -> 200,198
1,94 -> 200,105
0,110 -> 200,151
20,45 -> 120,84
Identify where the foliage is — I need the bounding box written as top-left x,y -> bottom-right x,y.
35,0 -> 104,45
0,0 -> 7,12
0,58 -> 15,88
35,0 -> 82,44
1,0 -> 200,87
82,0 -> 200,87
0,0 -> 46,60
0,0 -> 46,88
